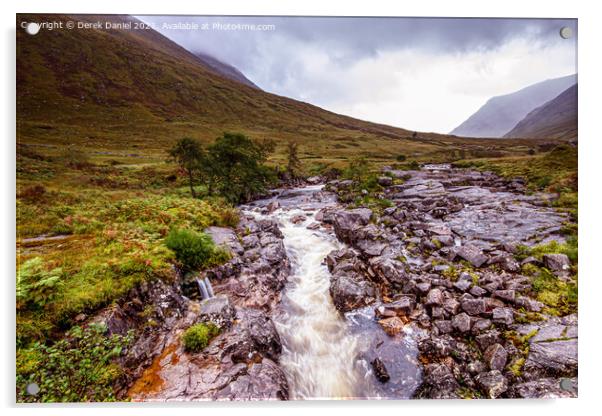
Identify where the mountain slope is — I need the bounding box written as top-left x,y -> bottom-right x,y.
450,74 -> 577,138
504,84 -> 577,140
195,51 -> 259,89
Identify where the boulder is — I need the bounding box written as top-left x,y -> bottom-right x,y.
452,312 -> 472,333
453,245 -> 488,268
542,253 -> 571,276
199,295 -> 236,328
425,288 -> 444,306
509,378 -> 577,398
492,307 -> 514,326
483,343 -> 508,371
332,208 -> 373,244
476,370 -> 508,398
371,358 -> 391,382
377,176 -> 393,187
461,298 -> 486,316
378,317 -> 405,336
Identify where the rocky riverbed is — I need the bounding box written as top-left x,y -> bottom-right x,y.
92,165 -> 577,400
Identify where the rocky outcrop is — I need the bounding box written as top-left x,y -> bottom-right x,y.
324,166 -> 577,399
326,248 -> 377,312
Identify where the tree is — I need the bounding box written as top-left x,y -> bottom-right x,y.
286,141 -> 302,178
345,156 -> 369,183
168,138 -> 203,197
205,133 -> 276,203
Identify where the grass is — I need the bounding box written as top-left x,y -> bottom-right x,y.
16,148 -> 239,347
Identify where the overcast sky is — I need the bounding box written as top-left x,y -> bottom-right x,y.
137,16 -> 577,133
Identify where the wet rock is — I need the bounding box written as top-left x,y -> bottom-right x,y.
492,307 -> 514,326
290,214 -> 307,224
266,200 -> 280,213
306,176 -> 322,185
375,296 -> 415,318
476,370 -> 508,398
306,222 -> 320,230
371,358 -> 391,382
542,253 -> 571,276
332,208 -> 373,244
368,255 -> 408,287
199,295 -> 236,328
214,358 -> 289,400
483,343 -> 508,371
378,317 -> 405,336
241,234 -> 260,249
328,251 -> 377,312
206,226 -> 244,255
452,312 -> 472,333
452,245 -> 488,268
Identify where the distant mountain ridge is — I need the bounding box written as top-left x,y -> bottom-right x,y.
450,74 -> 577,138
504,84 -> 577,140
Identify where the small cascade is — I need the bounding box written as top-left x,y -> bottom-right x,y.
195,277 -> 211,300
204,277 -> 214,298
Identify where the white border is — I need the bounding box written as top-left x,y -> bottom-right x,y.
3,1 -> 601,415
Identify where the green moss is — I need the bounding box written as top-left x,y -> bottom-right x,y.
181,322 -> 220,352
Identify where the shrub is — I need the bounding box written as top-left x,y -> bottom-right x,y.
16,324 -> 132,402
396,154 -> 407,162
164,228 -> 217,270
17,258 -> 63,310
18,184 -> 47,201
181,322 -> 220,352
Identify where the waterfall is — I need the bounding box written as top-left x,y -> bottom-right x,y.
195,277 -> 210,300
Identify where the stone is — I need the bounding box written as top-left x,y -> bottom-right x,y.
542,253 -> 571,275
290,214 -> 307,224
492,307 -> 514,326
420,363 -> 460,399
452,312 -> 472,333
266,200 -> 280,213
378,317 -> 405,336
332,208 -> 373,244
306,222 -> 320,230
416,282 -> 432,295
476,330 -> 501,351
453,279 -> 472,292
493,289 -> 516,303
469,286 -> 487,297
509,378 -> 577,398
471,318 -> 492,334
476,370 -> 508,398
524,339 -> 577,378
514,296 -> 543,312
375,297 -> 415,318
454,245 -> 488,268
461,298 -> 486,316
377,176 -> 393,187
199,295 -> 236,328
443,297 -> 460,315
483,343 -> 508,371
425,288 -> 444,306
368,255 -> 408,287
434,320 -> 453,334
371,358 -> 391,382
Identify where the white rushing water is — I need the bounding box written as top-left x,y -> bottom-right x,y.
272,208 -> 367,400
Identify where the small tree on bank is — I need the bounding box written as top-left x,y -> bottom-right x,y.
286,141 -> 302,179
168,138 -> 203,197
